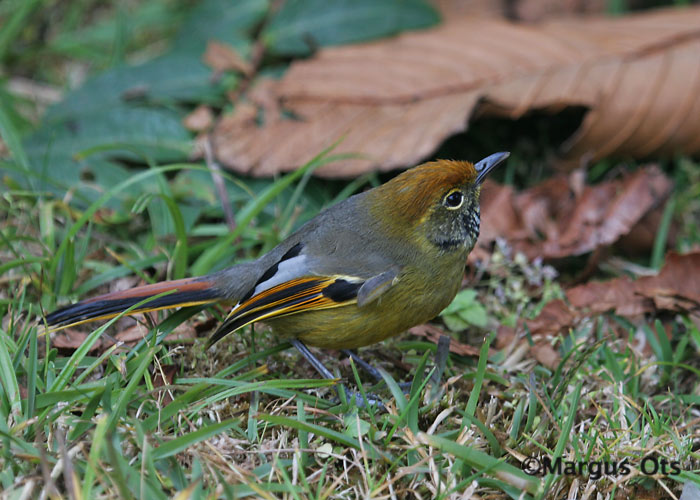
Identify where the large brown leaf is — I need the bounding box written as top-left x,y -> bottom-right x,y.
212,7 -> 700,177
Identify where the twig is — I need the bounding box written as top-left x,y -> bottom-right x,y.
204,137 -> 236,231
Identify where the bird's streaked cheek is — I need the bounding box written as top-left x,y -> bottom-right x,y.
460,205 -> 480,238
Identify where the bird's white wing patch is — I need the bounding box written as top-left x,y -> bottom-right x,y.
253,254 -> 309,296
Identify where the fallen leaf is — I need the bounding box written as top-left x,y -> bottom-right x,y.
114,323 -> 151,344
153,364 -> 179,406
212,7 -> 700,177
496,251 -> 700,366
509,251 -> 700,339
52,329 -> 103,352
166,322 -> 198,341
203,41 -> 254,75
522,299 -> 579,336
183,105 -> 214,132
494,299 -> 569,367
153,364 -> 178,387
477,165 -> 672,260
529,342 -> 560,369
431,0 -> 505,19
569,251 -> 700,315
409,324 -> 481,356
51,314 -> 199,356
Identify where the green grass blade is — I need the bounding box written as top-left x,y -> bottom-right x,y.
539,381 -> 583,498
158,194 -> 189,280
465,332 -> 492,418
107,345 -> 158,431
191,147 -> 349,276
49,164 -> 203,283
419,433 -> 540,495
650,195 -> 676,269
0,328 -> 21,416
151,418 -> 241,460
25,329 -> 38,419
259,414 -> 362,450
0,0 -> 42,60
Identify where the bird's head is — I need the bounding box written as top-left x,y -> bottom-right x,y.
369,152 -> 509,254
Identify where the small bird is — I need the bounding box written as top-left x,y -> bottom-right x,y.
46,153 -> 508,379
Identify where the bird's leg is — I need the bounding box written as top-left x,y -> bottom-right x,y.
341,349 -> 383,381
292,339 -> 336,379
342,349 -> 412,392
428,335 -> 451,401
290,339 -> 382,408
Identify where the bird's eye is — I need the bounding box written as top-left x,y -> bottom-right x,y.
444,190 -> 464,209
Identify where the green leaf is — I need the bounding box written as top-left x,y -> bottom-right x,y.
263,0 -> 440,56
465,332 -> 492,418
18,50 -> 226,196
47,55 -> 222,121
172,0 -> 269,55
0,329 -> 21,416
20,105 -> 191,196
442,314 -> 469,332
343,410 -> 371,439
441,289 -> 489,330
460,304 -> 488,328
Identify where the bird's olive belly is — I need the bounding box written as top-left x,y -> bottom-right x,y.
266,271 -> 462,349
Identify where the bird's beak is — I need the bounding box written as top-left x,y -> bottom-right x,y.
475,152 -> 510,185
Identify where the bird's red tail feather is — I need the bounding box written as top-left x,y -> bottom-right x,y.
45,277 -> 222,331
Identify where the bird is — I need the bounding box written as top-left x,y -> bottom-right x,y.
45,152 -> 509,383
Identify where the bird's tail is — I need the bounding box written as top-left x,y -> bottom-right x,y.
45,276 -> 224,332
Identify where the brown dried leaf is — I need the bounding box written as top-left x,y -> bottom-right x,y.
52,329 -> 102,351
512,251 -> 700,338
431,0 -> 505,19
529,342 -> 560,369
477,165 -> 672,259
433,0 -> 612,22
153,364 -> 179,406
52,316 -> 199,355
509,0 -> 607,22
213,7 -> 700,177
203,41 -> 254,75
111,320 -> 197,347
183,105 -> 214,132
523,299 -> 579,336
114,323 -> 151,344
409,324 -> 481,356
153,364 -> 178,388
568,251 -> 700,314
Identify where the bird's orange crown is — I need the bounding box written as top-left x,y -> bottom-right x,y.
370,160 -> 479,224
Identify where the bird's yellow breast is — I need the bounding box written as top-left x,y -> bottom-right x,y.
267,260 -> 464,349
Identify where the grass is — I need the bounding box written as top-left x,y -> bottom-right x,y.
2,153 -> 700,498
2,0 -> 700,498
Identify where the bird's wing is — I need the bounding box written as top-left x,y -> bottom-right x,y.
207,274 -> 365,346
356,269 -> 399,307
206,241 -> 400,347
